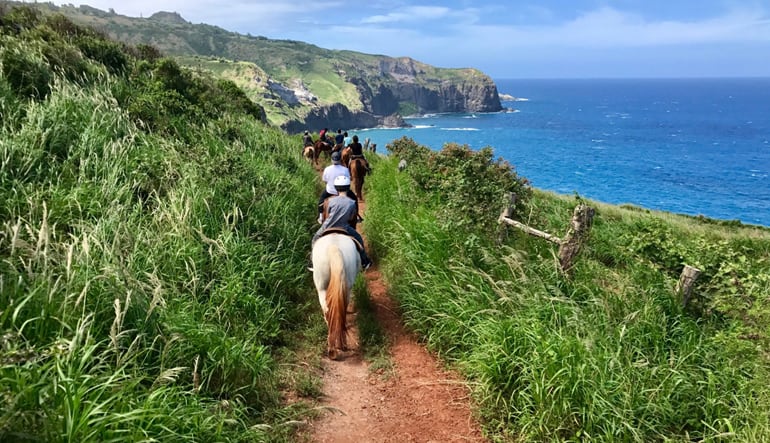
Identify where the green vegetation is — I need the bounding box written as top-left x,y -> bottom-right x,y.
366,137 -> 770,441
1,6 -> 324,441
5,4 -> 770,442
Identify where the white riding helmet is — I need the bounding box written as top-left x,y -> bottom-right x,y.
333,175 -> 351,187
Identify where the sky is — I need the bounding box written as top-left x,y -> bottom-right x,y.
45,0 -> 770,78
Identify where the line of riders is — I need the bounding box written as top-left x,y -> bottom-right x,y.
307,129 -> 372,272
302,128 -> 373,171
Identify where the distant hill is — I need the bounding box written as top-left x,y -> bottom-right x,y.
22,2 -> 503,131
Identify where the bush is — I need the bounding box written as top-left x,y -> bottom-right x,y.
387,137 -> 530,231
0,37 -> 52,100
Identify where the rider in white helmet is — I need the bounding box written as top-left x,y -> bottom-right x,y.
312,175 -> 371,270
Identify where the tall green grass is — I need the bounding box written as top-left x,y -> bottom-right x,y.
365,141 -> 770,442
1,7 -> 324,441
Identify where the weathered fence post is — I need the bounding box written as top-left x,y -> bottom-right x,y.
497,193 -> 517,244
498,199 -> 595,276
557,204 -> 595,274
502,192 -> 516,219
676,265 -> 701,307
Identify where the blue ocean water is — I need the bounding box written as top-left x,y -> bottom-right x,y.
358,78 -> 770,226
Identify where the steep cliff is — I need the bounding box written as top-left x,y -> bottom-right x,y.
279,56 -> 500,131
361,57 -> 503,114
282,104 -> 407,134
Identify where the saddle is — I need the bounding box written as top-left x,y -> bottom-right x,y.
318,227 -> 364,251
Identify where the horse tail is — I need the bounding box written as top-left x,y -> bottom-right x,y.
325,243 -> 348,357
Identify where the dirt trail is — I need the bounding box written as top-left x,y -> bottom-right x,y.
308,200 -> 486,442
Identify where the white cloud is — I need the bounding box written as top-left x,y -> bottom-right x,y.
549,6 -> 770,47
362,6 -> 452,24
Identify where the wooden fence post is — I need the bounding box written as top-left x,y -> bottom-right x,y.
497,193 -> 517,245
557,204 -> 595,274
502,192 -> 516,219
498,199 -> 594,276
676,265 -> 701,307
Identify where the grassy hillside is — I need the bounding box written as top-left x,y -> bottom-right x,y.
15,2 -> 493,127
0,5 -> 327,441
365,138 -> 770,441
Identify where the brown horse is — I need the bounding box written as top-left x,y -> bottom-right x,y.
349,157 -> 367,202
314,139 -> 333,162
341,146 -> 352,166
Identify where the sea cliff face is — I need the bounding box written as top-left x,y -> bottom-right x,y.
276,55 -> 501,131
338,57 -> 501,127
282,104 -> 407,133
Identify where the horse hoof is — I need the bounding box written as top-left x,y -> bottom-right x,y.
328,349 -> 339,360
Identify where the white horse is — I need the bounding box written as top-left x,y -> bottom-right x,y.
312,233 -> 361,359
303,145 -> 316,165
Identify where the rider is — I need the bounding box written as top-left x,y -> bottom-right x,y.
319,127 -> 332,147
302,130 -> 313,147
318,151 -> 358,223
333,129 -> 345,152
346,134 -> 371,172
312,175 -> 372,270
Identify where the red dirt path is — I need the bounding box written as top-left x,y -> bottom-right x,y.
307,199 -> 486,442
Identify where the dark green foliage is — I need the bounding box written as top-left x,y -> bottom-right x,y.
215,78 -> 265,120
0,38 -> 52,99
41,14 -> 128,74
387,136 -> 531,233
35,29 -> 100,82
0,4 -> 43,34
132,43 -> 163,62
74,34 -> 127,74
117,57 -> 265,137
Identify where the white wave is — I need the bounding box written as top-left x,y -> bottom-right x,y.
412,125 -> 434,129
513,97 -> 529,101
358,127 -> 400,131
441,127 -> 480,131
591,139 -> 605,143
463,114 -> 478,118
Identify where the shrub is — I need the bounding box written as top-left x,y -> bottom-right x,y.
0,37 -> 52,100
387,137 -> 531,231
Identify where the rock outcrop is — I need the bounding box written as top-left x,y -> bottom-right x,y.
356,57 -> 503,115
282,104 -> 407,133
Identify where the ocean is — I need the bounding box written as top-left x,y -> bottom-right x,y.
357,78 -> 770,227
